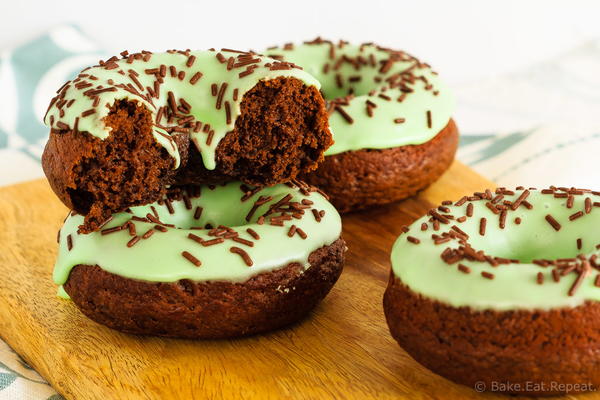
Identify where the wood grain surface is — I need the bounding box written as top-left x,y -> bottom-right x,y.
0,161 -> 586,400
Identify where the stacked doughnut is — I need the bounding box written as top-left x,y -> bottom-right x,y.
43,49 -> 346,338
266,38 -> 458,213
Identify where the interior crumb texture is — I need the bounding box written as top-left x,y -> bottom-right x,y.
217,77 -> 331,186
72,100 -> 174,232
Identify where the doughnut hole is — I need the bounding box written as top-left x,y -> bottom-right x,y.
214,77 -> 332,186
42,100 -> 176,232
162,183 -> 287,229
463,199 -> 599,263
472,233 -> 586,264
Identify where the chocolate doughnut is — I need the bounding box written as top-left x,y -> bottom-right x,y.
265,39 -> 458,212
42,49 -> 332,231
55,181 -> 345,338
384,187 -> 600,395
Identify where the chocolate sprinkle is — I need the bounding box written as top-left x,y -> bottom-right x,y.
334,105 -> 354,124
101,226 -> 123,235
66,234 -> 73,251
296,227 -> 308,239
230,246 -> 253,266
189,71 -> 203,84
287,225 -> 297,237
537,272 -> 544,285
142,229 -> 154,239
193,206 -> 203,220
511,189 -> 530,210
499,210 -> 507,229
127,236 -> 140,248
202,238 -> 225,247
545,214 -> 562,231
481,271 -> 494,280
466,203 -> 474,217
182,251 -> 202,267
246,228 -> 260,240
407,236 -> 421,244
154,225 -> 168,233
312,208 -> 322,222
569,211 -> 584,221
458,264 -> 471,274
479,218 -> 487,236
187,233 -> 204,245
585,197 -> 593,214
568,265 -> 589,296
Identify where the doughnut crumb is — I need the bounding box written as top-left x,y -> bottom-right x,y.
43,100 -> 177,233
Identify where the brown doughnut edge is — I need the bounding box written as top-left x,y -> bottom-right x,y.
383,274 -> 600,396
300,119 -> 459,213
42,77 -> 331,232
63,238 -> 345,339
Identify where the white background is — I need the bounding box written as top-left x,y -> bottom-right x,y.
2,0 -> 600,85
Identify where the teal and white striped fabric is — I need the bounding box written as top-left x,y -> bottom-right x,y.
0,342 -> 61,400
0,25 -> 102,187
0,25 -> 599,399
455,39 -> 600,188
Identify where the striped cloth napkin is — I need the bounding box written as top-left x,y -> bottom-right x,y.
455,39 -> 600,188
0,25 -> 599,399
0,25 -> 102,187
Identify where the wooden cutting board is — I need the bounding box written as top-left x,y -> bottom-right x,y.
0,161 -> 586,400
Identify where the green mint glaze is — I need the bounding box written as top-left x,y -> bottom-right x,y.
54,181 -> 341,297
265,40 -> 454,155
44,50 -> 321,170
391,189 -> 600,310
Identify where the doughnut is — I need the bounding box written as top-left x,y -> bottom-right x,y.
54,181 -> 345,339
383,186 -> 600,395
42,49 -> 332,232
265,39 -> 458,213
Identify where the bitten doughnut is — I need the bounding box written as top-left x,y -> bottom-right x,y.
266,39 -> 458,213
55,181 -> 345,339
383,187 -> 600,395
42,49 -> 332,231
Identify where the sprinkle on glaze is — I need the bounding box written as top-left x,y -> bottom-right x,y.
44,49 -> 321,170
54,181 -> 341,298
391,187 -> 600,310
265,38 -> 454,155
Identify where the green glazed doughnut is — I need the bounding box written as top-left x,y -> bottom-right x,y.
55,181 -> 345,338
390,187 -> 600,308
384,186 -> 600,394
265,39 -> 458,212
